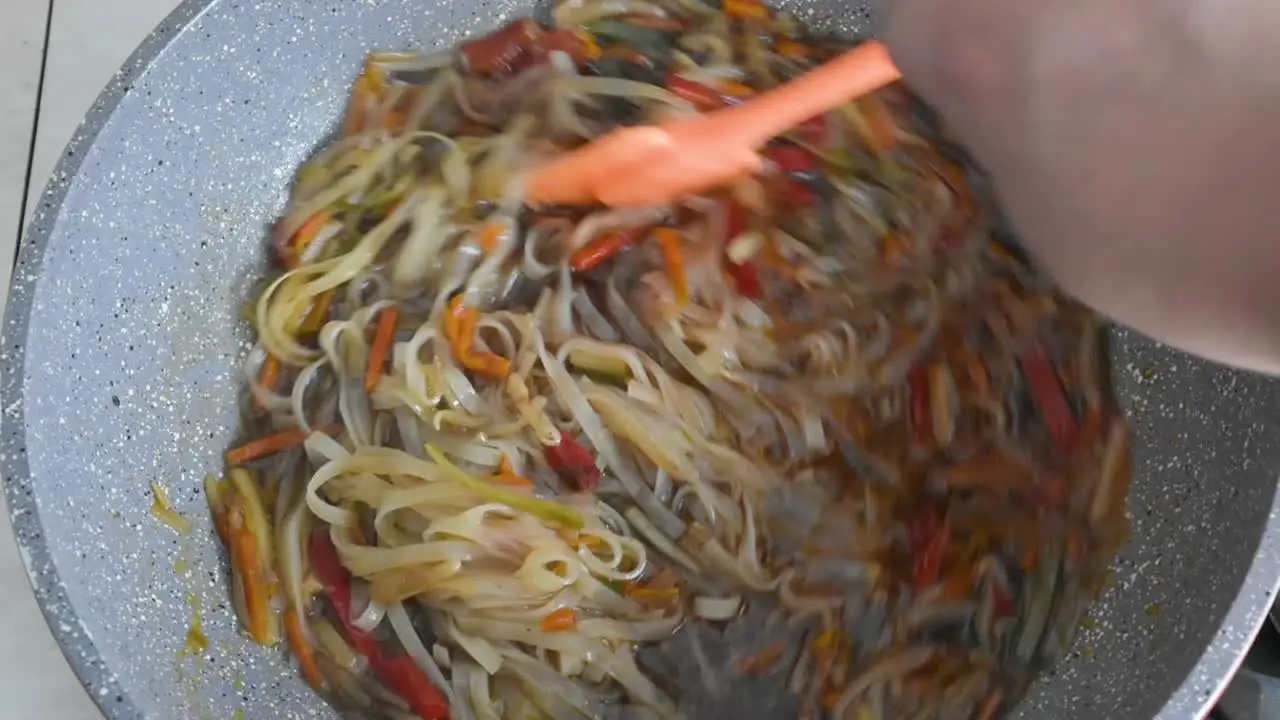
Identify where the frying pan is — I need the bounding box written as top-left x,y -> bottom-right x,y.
3,1 -> 1280,718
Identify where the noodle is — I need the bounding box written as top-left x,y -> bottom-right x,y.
207,3 -> 1131,718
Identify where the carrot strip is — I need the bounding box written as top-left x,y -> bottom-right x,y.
294,210 -> 333,254
720,80 -> 756,100
571,29 -> 604,60
444,295 -> 465,346
644,567 -> 678,591
880,232 -> 911,267
226,427 -> 312,465
491,462 -> 536,491
656,228 -> 689,305
228,504 -> 272,644
445,296 -> 512,380
254,354 -> 282,412
735,642 -> 785,675
477,221 -> 505,254
624,586 -> 680,608
943,566 -> 974,600
541,607 -> 578,632
492,476 -> 536,492
365,307 -> 399,393
462,352 -> 511,379
724,0 -> 770,20
445,297 -> 488,374
774,38 -> 809,60
285,607 -> 324,690
498,455 -> 516,475
274,209 -> 333,268
569,229 -> 647,273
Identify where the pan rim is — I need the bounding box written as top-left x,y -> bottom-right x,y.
2,2 -> 1279,719
0,0 -> 217,717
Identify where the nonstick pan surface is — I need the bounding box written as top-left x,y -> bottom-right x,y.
3,1 -> 1280,718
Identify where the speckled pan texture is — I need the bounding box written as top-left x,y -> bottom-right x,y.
2,0 -> 1280,718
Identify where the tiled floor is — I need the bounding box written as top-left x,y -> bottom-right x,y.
0,0 -> 180,716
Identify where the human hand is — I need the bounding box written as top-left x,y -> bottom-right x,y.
881,0 -> 1280,372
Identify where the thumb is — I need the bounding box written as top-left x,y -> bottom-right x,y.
877,0 -> 952,100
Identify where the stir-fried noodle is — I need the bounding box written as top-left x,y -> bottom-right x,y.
208,2 -> 1131,718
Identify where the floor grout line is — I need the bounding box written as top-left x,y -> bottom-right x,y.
13,0 -> 57,260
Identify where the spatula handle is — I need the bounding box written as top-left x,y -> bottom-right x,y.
710,40 -> 902,149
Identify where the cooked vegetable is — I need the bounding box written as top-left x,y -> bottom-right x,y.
226,426 -> 317,464
311,531 -> 451,719
445,296 -> 512,380
149,481 -> 192,536
210,468 -> 281,646
540,607 -> 579,632
569,228 -> 650,273
286,607 -> 325,690
542,433 -> 603,491
208,3 -> 1131,719
365,307 -> 399,393
655,228 -> 689,305
427,445 -> 586,529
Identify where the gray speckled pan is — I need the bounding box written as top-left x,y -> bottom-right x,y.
2,1 -> 1279,718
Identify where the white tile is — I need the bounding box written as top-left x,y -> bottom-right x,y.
28,0 -> 182,212
0,0 -> 48,302
0,0 -> 100,714
4,0 -> 180,717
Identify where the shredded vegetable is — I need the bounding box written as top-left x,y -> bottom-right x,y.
206,3 -> 1131,718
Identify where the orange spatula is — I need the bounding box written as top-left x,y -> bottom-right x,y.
525,40 -> 901,207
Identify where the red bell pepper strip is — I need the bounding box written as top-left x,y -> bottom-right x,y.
796,114 -> 829,146
309,532 -> 449,720
907,364 -> 931,447
460,19 -> 598,78
908,508 -> 948,589
762,145 -> 819,206
666,74 -> 724,111
991,582 -> 1016,619
1019,344 -> 1078,450
460,19 -> 543,77
666,73 -> 753,111
543,434 -> 602,491
725,260 -> 764,299
372,655 -> 449,719
765,144 -> 819,175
